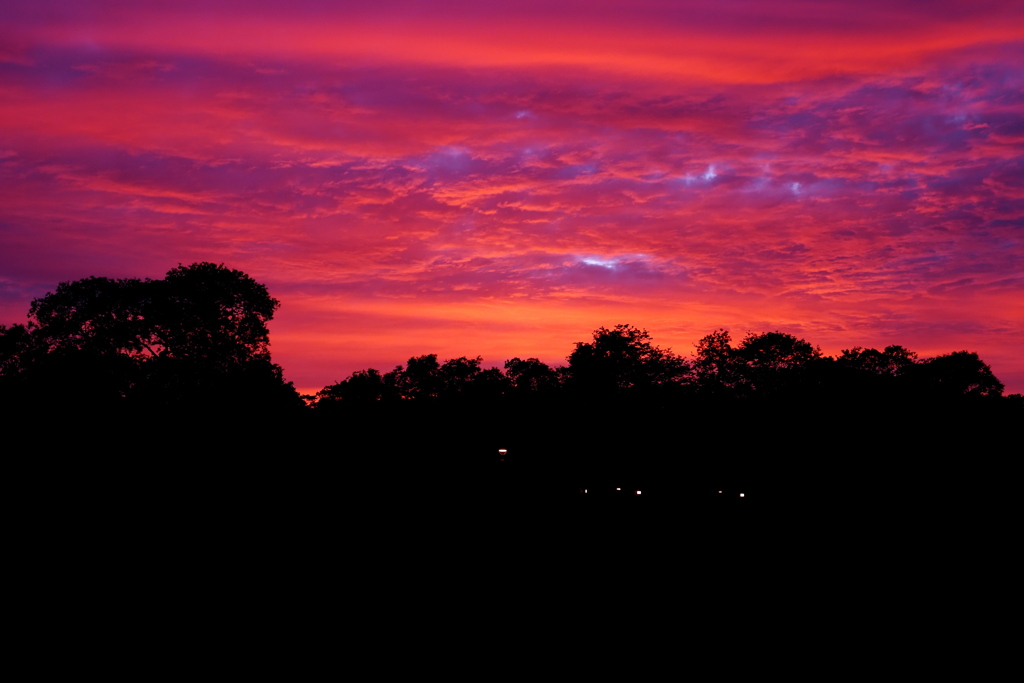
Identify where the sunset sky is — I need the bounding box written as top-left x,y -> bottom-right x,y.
2,0 -> 1023,394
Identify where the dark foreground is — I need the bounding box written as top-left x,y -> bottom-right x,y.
10,401 -> 1015,648
10,420 -> 1014,673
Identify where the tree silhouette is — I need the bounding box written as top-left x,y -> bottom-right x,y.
6,263 -> 297,411
731,331 -> 823,394
26,263 -> 279,367
838,345 -> 918,377
735,331 -> 821,371
28,276 -> 154,358
0,323 -> 33,377
155,263 -> 277,364
317,368 -> 395,406
504,357 -> 560,394
439,356 -> 483,397
693,329 -> 740,391
395,354 -> 443,400
466,366 -> 511,401
916,351 -> 1004,398
567,324 -> 689,393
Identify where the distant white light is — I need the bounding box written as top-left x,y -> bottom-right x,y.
636,491 -> 641,495
498,449 -> 507,454
739,493 -> 745,498
718,490 -> 722,494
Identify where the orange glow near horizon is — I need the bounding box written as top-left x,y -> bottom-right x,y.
1,1 -> 1023,394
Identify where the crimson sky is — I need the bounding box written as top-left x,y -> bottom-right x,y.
2,0 -> 1023,394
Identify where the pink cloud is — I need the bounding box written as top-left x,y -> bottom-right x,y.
1,2 -> 1022,394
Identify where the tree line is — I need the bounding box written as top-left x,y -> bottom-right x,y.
312,324 -> 1012,409
1,264 -> 1018,418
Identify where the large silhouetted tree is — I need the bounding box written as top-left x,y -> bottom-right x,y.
159,262 -> 280,367
916,350 -> 1004,398
26,263 -> 278,366
731,331 -> 823,394
735,331 -> 821,371
567,324 -> 689,394
28,276 -> 153,357
4,263 -> 299,412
